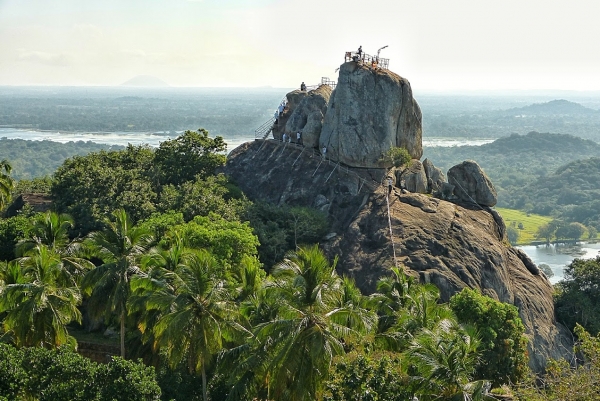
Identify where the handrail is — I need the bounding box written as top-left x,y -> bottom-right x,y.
345,51 -> 389,70
254,117 -> 275,139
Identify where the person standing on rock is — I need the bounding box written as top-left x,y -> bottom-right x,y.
297,131 -> 302,145
322,146 -> 327,158
300,82 -> 306,91
357,45 -> 363,60
274,110 -> 279,124
387,177 -> 393,194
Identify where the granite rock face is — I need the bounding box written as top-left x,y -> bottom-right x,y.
447,160 -> 497,206
423,158 -> 446,194
284,85 -> 332,148
224,140 -> 572,372
397,159 -> 428,194
319,62 -> 422,168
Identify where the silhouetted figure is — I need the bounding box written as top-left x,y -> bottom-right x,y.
300,82 -> 306,91
357,45 -> 363,59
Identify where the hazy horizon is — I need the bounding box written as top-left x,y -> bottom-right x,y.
1,0 -> 600,91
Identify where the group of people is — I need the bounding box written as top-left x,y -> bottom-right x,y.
281,131 -> 303,145
274,100 -> 287,124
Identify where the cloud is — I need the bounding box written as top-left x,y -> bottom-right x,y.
17,50 -> 75,66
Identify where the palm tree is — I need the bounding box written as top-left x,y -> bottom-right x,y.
82,208 -> 154,357
131,248 -> 240,401
0,159 -> 14,211
0,245 -> 82,348
407,319 -> 493,401
17,211 -> 93,285
371,266 -> 452,351
233,245 -> 375,401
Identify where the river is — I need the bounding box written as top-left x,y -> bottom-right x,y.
516,243 -> 600,284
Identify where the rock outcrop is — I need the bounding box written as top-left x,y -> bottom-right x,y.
423,158 -> 446,194
318,62 -> 423,168
284,85 -> 332,148
447,160 -> 497,207
397,159 -> 427,194
224,140 -> 572,373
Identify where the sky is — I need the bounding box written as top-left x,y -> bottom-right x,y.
1,0 -> 599,91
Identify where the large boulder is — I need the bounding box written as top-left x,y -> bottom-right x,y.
285,85 -> 331,147
423,158 -> 446,194
223,140 -> 572,373
319,62 -> 422,168
447,160 -> 497,206
398,159 -> 427,193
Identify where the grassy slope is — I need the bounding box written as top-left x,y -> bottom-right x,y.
496,208 -> 553,245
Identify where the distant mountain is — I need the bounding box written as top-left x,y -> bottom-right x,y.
120,75 -> 170,87
505,99 -> 598,115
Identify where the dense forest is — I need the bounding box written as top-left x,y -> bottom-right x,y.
1,130 -> 600,400
423,132 -> 600,230
0,138 -> 123,180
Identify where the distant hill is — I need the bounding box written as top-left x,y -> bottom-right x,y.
120,75 -> 170,87
505,99 -> 598,115
422,132 -> 600,217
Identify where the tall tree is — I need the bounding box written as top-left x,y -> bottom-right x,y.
82,208 -> 154,357
407,319 -> 493,401
131,248 -> 240,401
0,159 -> 14,211
154,129 -> 227,187
16,212 -> 92,285
231,245 -> 375,401
0,245 -> 82,348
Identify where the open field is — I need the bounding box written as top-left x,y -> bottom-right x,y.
496,208 -> 553,245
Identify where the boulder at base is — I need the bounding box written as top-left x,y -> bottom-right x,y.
284,84 -> 332,148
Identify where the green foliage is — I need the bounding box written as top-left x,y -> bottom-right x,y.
12,176 -> 53,195
514,324 -> 600,401
407,320 -> 493,401
323,351 -> 410,401
0,245 -> 82,348
555,256 -> 600,335
52,145 -> 157,235
82,208 -> 154,357
245,202 -> 329,269
138,211 -> 185,242
0,138 -> 123,180
161,174 -> 249,222
506,226 -> 520,245
0,344 -> 161,401
0,215 -> 33,261
154,129 -> 226,186
380,146 -> 411,168
450,288 -> 528,386
173,213 -> 259,269
96,357 -> 162,401
0,344 -> 26,400
555,222 -> 586,240
0,160 -> 14,212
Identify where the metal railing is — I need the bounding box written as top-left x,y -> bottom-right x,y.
254,117 -> 275,139
345,51 -> 389,70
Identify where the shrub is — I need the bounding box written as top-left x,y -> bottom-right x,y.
450,288 -> 528,386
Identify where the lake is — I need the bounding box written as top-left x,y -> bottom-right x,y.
516,243 -> 600,284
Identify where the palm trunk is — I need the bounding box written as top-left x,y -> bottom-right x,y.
201,363 -> 207,401
120,312 -> 125,358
